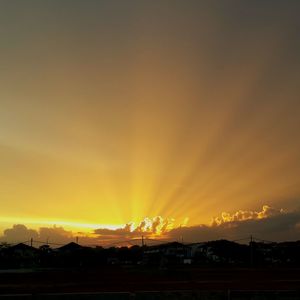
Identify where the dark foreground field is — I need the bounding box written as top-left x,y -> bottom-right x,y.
0,267 -> 300,294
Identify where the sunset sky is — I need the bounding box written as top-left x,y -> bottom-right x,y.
1,1 -> 300,244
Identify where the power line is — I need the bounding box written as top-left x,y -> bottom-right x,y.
1,235 -> 280,249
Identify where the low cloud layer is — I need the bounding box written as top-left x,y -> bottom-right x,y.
1,206 -> 299,246
168,211 -> 300,243
0,224 -> 74,245
167,205 -> 299,243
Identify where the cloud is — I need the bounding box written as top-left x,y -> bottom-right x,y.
94,216 -> 174,239
38,226 -> 74,245
2,224 -> 39,243
0,224 -> 74,245
93,206 -> 300,244
167,206 -> 300,243
94,224 -> 133,239
1,206 -> 299,246
211,205 -> 284,225
134,216 -> 174,235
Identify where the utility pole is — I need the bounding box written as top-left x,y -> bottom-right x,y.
142,235 -> 144,247
30,238 -> 33,247
250,235 -> 253,267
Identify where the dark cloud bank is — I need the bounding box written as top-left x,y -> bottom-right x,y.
1,206 -> 299,246
168,211 -> 300,243
0,225 -> 74,245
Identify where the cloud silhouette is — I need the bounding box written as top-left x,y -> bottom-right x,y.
2,224 -> 39,243
91,206 -> 300,244
38,226 -> 74,245
0,224 -> 74,245
1,206 -> 299,246
167,209 -> 300,243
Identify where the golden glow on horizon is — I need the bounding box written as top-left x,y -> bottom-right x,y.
0,215 -> 177,238
0,216 -> 122,233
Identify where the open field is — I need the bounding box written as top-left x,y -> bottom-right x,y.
0,267 -> 299,294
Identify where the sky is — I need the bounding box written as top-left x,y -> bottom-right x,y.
0,0 -> 300,245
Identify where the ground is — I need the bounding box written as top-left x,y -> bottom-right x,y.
0,267 -> 300,294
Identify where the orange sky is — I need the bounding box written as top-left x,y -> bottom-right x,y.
1,1 -> 300,238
